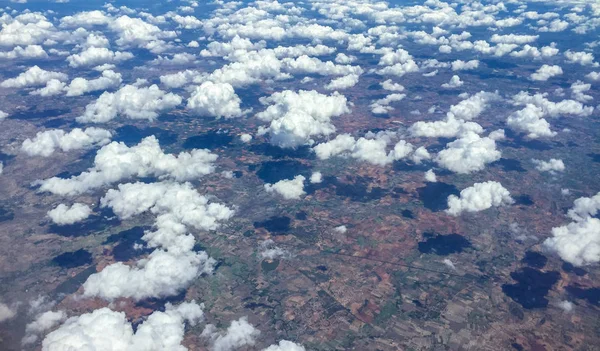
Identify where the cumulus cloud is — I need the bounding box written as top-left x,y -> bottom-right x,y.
490,34 -> 538,44
530,64 -> 563,81
532,158 -> 565,173
64,70 -> 122,96
109,15 -> 176,53
544,215 -> 600,267
1,66 -> 67,88
512,91 -> 594,117
21,127 -> 112,157
310,171 -> 322,184
409,116 -> 483,138
77,84 -> 182,123
0,303 -> 16,323
203,317 -> 260,351
30,79 -> 66,97
42,301 -> 204,351
66,47 -> 133,67
446,181 -> 514,216
259,240 -> 290,260
571,80 -> 592,102
187,81 -> 244,118
435,132 -> 501,174
380,79 -> 404,91
424,169 -> 437,182
263,340 -> 306,351
0,45 -> 47,59
324,74 -> 360,90
370,93 -> 405,114
451,59 -> 479,71
565,51 -> 598,66
256,90 -> 349,148
264,175 -> 306,200
36,136 -> 217,196
441,75 -> 463,88
510,44 -> 559,59
47,203 -> 92,225
506,104 -> 556,139
448,91 -> 500,120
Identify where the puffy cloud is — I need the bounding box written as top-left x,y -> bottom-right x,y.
259,240 -> 290,260
532,158 -> 565,173
335,53 -> 356,64
30,79 -> 66,97
67,47 -> 133,68
435,132 -> 501,174
47,203 -> 92,225
0,44 -> 47,59
36,136 -> 216,196
538,19 -> 569,33
64,70 -> 122,96
1,66 -> 68,88
507,104 -> 556,139
264,175 -> 306,200
22,310 -> 66,345
586,72 -> 600,81
571,80 -> 592,102
0,110 -> 7,120
565,51 -> 598,66
200,35 -> 266,58
77,85 -> 182,123
370,93 -> 405,114
424,169 -> 437,182
109,15 -> 175,53
510,44 -> 559,59
204,317 -> 260,351
21,127 -> 112,157
42,301 -> 203,351
0,13 -> 60,47
310,171 -> 322,184
263,340 -> 306,351
324,74 -> 360,90
240,134 -> 252,143
558,300 -> 574,312
187,81 -> 243,118
409,116 -> 483,138
472,41 -> 517,56
530,64 -> 563,81
282,55 -> 363,76
59,10 -> 111,28
256,90 -> 349,148
448,91 -> 500,120
83,248 -> 215,300
84,181 -> 233,300
446,181 -> 514,216
441,75 -> 463,88
380,79 -> 404,91
313,132 -> 415,166
544,216 -> 600,267
512,91 -> 594,117
451,59 -> 479,71
490,34 -> 538,44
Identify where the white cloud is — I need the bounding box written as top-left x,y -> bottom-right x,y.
109,15 -> 175,53
263,340 -> 306,351
544,216 -> 600,267
424,169 -> 437,182
36,136 -> 217,196
532,158 -> 565,173
571,80 -> 592,102
30,79 -> 66,97
282,55 -> 363,77
441,75 -> 463,88
409,116 -> 483,138
507,104 -> 556,139
0,110 -> 7,121
370,93 -> 405,114
448,91 -> 500,121
66,47 -> 133,68
22,310 -> 66,345
435,132 -> 501,174
512,91 -> 594,118
256,90 -> 349,148
530,64 -> 563,81
446,181 -> 513,216
42,301 -> 203,351
21,127 -> 112,157
565,50 -> 598,66
204,317 -> 260,351
558,300 -> 573,312
586,72 -> 600,81
310,171 -> 322,184
335,53 -> 356,64
1,65 -> 67,88
538,19 -> 568,33
0,45 -> 47,59
264,175 -> 306,200
64,70 -> 122,97
380,79 -> 404,91
334,225 -> 347,233
47,203 -> 92,225
240,134 -> 252,143
451,59 -> 479,71
187,81 -> 244,118
490,34 -> 538,44
77,84 -> 182,123
259,240 -> 290,260
59,10 -> 112,28
510,44 -> 559,59
325,74 -> 360,90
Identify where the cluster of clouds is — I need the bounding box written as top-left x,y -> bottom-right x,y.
36,136 -> 217,196
21,128 -> 112,157
313,131 -> 430,167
